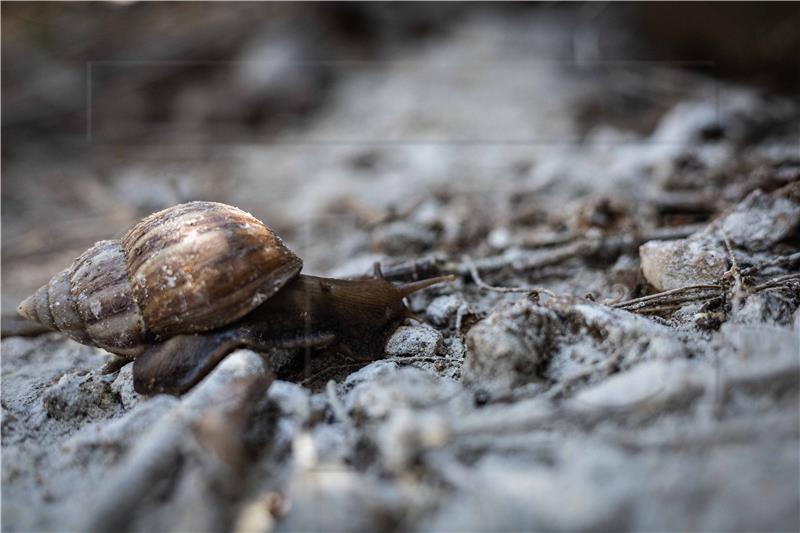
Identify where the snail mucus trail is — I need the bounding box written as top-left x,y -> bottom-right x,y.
17,201 -> 453,396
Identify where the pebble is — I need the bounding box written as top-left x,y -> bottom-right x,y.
718,188 -> 800,251
463,299 -> 559,393
639,237 -> 728,291
425,295 -> 463,326
385,325 -> 443,357
640,184 -> 800,291
110,363 -> 140,410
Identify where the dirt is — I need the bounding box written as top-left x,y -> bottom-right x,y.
2,4 -> 799,532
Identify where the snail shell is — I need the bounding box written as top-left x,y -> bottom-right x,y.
17,202 -> 302,356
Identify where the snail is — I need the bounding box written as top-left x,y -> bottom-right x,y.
17,201 -> 452,395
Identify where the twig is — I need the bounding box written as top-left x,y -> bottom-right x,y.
379,223 -> 706,282
719,230 -> 740,277
384,356 -> 451,364
462,255 -> 557,297
719,229 -> 745,310
378,253 -> 449,281
614,268 -> 798,316
752,272 -> 800,292
363,196 -> 426,228
613,284 -> 722,311
634,303 -> 709,316
741,252 -> 800,276
85,361 -> 272,533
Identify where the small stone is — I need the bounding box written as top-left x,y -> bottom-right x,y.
718,188 -> 800,251
110,363 -> 140,410
425,295 -> 463,326
640,183 -> 800,291
463,299 -> 559,393
639,237 -> 728,291
385,325 -> 443,358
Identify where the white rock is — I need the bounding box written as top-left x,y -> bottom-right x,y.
385,325 -> 443,357
426,295 -> 463,326
640,237 -> 728,291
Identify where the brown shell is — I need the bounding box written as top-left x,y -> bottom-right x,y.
121,201 -> 302,338
18,240 -> 148,356
17,201 -> 302,354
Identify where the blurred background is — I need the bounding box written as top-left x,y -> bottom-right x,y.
3,1 -> 800,312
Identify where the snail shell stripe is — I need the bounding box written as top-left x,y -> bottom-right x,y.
122,201 -> 302,337
18,201 -> 302,355
18,240 -> 147,356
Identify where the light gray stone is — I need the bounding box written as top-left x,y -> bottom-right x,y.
385,325 -> 444,358
640,237 -> 728,291
426,295 -> 464,326
719,188 -> 800,251
463,299 -> 559,393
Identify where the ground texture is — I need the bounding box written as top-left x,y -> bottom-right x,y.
2,5 -> 799,532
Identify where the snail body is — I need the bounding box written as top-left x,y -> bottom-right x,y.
18,202 -> 450,395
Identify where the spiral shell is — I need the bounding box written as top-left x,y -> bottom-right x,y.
19,240 -> 144,355
17,202 -> 302,355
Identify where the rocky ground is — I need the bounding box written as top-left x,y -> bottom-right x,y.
2,4 -> 799,532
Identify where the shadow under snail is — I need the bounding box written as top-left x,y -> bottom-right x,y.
17,201 -> 452,395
